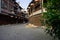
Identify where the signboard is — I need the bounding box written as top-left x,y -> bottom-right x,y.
0,0 -> 1,13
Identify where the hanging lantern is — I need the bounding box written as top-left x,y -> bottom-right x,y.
10,16 -> 13,18
35,0 -> 39,2
30,3 -> 34,6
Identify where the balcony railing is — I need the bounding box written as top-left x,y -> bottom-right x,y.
29,8 -> 47,17
1,8 -> 15,15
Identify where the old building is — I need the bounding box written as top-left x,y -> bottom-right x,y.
0,0 -> 22,25
0,0 -> 1,13
27,0 -> 46,27
14,2 -> 23,23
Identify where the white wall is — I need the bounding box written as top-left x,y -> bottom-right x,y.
29,8 -> 47,17
0,0 -> 1,13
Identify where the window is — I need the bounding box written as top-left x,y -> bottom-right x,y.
1,0 -> 8,9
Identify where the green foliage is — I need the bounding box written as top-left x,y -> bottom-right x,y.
43,0 -> 60,39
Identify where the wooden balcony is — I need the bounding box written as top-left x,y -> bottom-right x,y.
1,8 -> 15,15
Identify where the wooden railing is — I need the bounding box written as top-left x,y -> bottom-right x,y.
29,8 -> 46,17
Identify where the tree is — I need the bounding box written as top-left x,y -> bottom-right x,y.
43,0 -> 60,39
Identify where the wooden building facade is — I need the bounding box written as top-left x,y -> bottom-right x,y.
27,0 -> 46,27
0,0 -> 23,25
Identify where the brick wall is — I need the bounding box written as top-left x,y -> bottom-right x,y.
29,14 -> 42,26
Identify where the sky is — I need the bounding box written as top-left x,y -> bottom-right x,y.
16,0 -> 32,10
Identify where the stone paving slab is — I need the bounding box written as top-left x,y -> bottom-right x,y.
0,24 -> 54,40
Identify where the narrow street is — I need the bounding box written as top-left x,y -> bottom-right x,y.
0,24 -> 53,40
